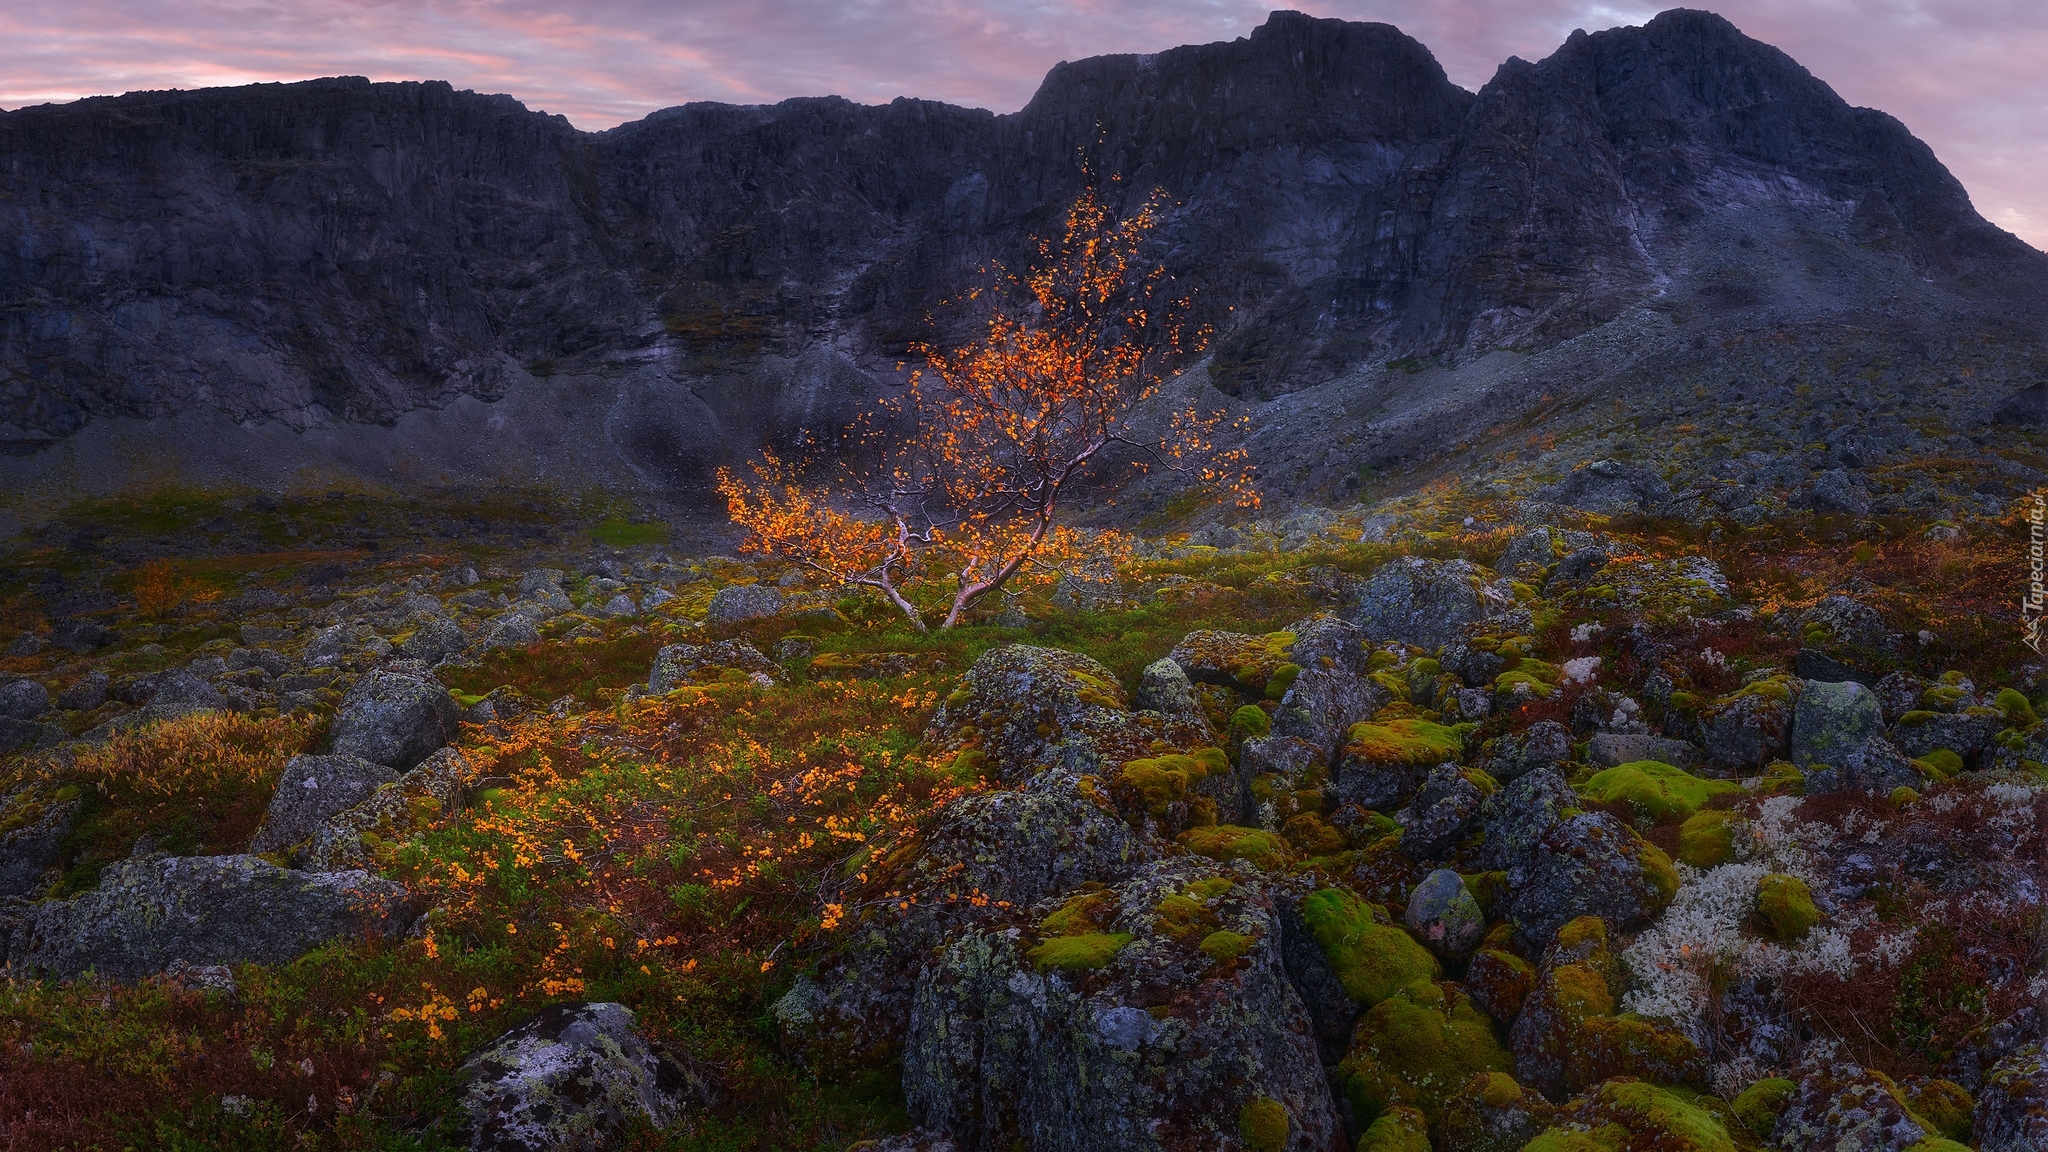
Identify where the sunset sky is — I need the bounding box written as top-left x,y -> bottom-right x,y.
3,1 -> 2044,249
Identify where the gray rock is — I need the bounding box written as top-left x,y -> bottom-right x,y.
452,1002 -> 690,1152
249,754 -> 400,855
50,621 -> 116,652
1497,528 -> 1561,577
1791,680 -> 1886,768
1810,468 -> 1871,516
1802,736 -> 1924,796
642,587 -> 676,610
704,583 -> 785,623
1890,710 -> 2002,766
1798,594 -> 1887,652
13,854 -> 416,979
329,669 -> 460,771
1976,1044 -> 2048,1152
1396,764 -> 1483,858
1268,616 -> 1388,761
1770,1065 -> 1933,1152
1133,657 -> 1202,723
0,717 -> 61,753
162,957 -> 238,997
302,747 -> 471,871
0,677 -> 51,721
1533,459 -> 1672,515
1475,767 -> 1576,873
1700,685 -> 1795,772
1544,547 -> 1610,589
0,788 -> 80,899
1587,732 -> 1701,770
1405,868 -> 1485,960
228,647 -> 291,676
648,640 -> 775,692
481,611 -> 542,651
1484,720 -> 1573,781
518,568 -> 567,599
1349,556 -> 1500,651
924,645 -> 1161,783
7,632 -> 45,657
601,593 -> 639,617
1505,811 -> 1671,949
399,616 -> 470,664
1873,671 -> 1927,722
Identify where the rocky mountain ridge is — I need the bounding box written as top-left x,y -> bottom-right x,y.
1,8 -> 2044,516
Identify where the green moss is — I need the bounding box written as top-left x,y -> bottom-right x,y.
1913,748 -> 1963,781
1638,840 -> 1681,906
1354,1104 -> 1430,1152
1345,718 -> 1466,766
1025,932 -> 1133,972
1996,688 -> 2040,727
1902,1078 -> 1973,1142
1580,761 -> 1744,824
1520,1130 -> 1620,1152
1335,981 -> 1513,1126
1184,877 -> 1235,901
1230,705 -> 1272,739
1237,1097 -> 1290,1152
1903,1140 -> 1973,1152
1265,663 -> 1302,700
1199,930 -> 1255,963
1178,825 -> 1295,870
1756,873 -> 1820,943
1897,709 -> 1936,727
1300,887 -> 1440,1007
1152,894 -> 1220,941
1039,890 -> 1114,937
1493,670 -> 1555,698
1678,809 -> 1738,868
1731,1077 -> 1796,1137
1589,1081 -> 1740,1152
1758,761 -> 1806,796
1891,786 -> 1921,807
1113,748 -> 1228,815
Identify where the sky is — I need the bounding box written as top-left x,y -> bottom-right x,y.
3,1 -> 2046,249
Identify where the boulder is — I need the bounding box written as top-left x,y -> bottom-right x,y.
1496,528 -> 1561,577
452,1002 -> 692,1152
50,621 -> 116,652
398,616 -> 470,664
1509,917 -> 1702,1097
516,569 -> 574,614
1532,459 -> 1672,515
1699,680 -> 1796,772
1336,717 -> 1466,812
1474,768 -> 1576,872
329,669 -> 460,772
481,610 -> 542,651
1587,732 -> 1701,770
1976,1044 -> 2048,1152
1890,710 -> 2002,766
705,583 -> 785,622
1801,736 -> 1925,796
924,645 -> 1160,783
1395,766 -> 1484,859
1771,1064 -> 1944,1152
647,639 -> 776,692
0,677 -> 52,720
1350,558 -> 1502,651
12,854 -> 416,979
1810,468 -> 1872,516
56,671 -> 111,712
248,754 -> 401,855
1133,657 -> 1203,723
1483,721 -> 1573,781
1797,594 -> 1888,652
903,857 -> 1339,1152
1503,813 -> 1676,949
1403,869 -> 1484,961
1790,680 -> 1886,767
601,593 -> 639,617
0,787 -> 81,899
303,747 -> 471,871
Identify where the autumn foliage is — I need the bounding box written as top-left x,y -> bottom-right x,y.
718,183 -> 1257,629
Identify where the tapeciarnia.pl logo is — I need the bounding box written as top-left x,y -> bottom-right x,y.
2028,490 -> 2047,654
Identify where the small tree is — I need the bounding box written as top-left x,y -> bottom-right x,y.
718,183 -> 1257,631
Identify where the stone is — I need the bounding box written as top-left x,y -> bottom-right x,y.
1543,547 -> 1609,589
302,747 -> 471,871
1873,670 -> 1927,722
1474,768 -> 1575,872
1700,681 -> 1796,772
1771,1064 -> 1939,1152
7,632 -> 45,656
1497,528 -> 1561,577
161,957 -> 238,997
601,592 -> 638,617
1134,656 -> 1203,723
399,616 -> 470,664
12,854 -> 416,979
1810,468 -> 1872,516
49,621 -> 116,652
1976,1044 -> 2048,1152
1404,869 -> 1484,960
903,858 -> 1340,1152
1790,679 -> 1886,768
1395,765 -> 1484,859
1350,557 -> 1502,652
1484,720 -> 1573,781
1587,732 -> 1701,770
0,677 -> 51,721
1891,710 -> 2002,767
642,587 -> 676,610
249,753 -> 401,855
648,639 -> 776,692
329,669 -> 460,771
228,647 -> 291,676
1508,918 -> 1702,1098
481,611 -> 542,651
704,583 -> 785,622
1801,735 -> 1924,796
1533,459 -> 1672,515
1795,648 -> 1875,686
452,1002 -> 691,1152
1797,594 -> 1888,652
923,645 -> 1162,783
1504,813 -> 1675,949
0,787 -> 81,899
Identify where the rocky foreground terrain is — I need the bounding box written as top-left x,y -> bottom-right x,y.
1,472 -> 2046,1151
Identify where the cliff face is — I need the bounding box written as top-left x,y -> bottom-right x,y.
1,9 -> 2043,506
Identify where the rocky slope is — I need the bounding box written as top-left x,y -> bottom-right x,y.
3,9 -> 2043,516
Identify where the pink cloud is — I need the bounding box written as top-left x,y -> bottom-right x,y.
1,2 -> 2043,247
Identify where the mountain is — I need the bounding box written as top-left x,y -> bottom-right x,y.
1,8 -> 2043,519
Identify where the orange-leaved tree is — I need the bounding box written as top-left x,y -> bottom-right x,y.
717,182 -> 1257,631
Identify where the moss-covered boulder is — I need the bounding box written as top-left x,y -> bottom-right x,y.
1475,767 -> 1577,871
1699,677 -> 1797,772
1755,872 -> 1820,943
1976,1044 -> 2048,1152
1438,1071 -> 1554,1152
924,645 -> 1194,784
1790,678 -> 1886,768
1520,1080 -> 1744,1152
903,857 -> 1341,1151
452,1002 -> 691,1150
1773,1065 -> 1967,1152
1677,808 -> 1742,868
1509,916 -> 1704,1096
1337,717 -> 1469,811
1179,824 -> 1297,870
1579,760 -> 1742,824
1299,886 -> 1440,1007
1403,868 -> 1486,960
1503,812 -> 1677,949
1355,1104 -> 1431,1152
1480,719 -> 1573,782
1730,1077 -> 1795,1138
1396,764 -> 1489,858
1336,979 -> 1514,1128
1350,556 -> 1502,651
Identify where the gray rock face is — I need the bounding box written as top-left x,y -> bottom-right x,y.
704,583 -> 785,623
648,639 -> 775,692
56,670 -> 110,711
1484,720 -> 1573,781
1802,736 -> 1924,796
452,1002 -> 689,1152
13,854 -> 416,979
0,677 -> 51,720
1587,732 -> 1701,770
1475,767 -> 1576,872
329,669 -> 460,771
303,747 -> 470,871
1798,595 -> 1889,652
924,645 -> 1157,783
249,753 -> 400,855
1890,710 -> 2002,766
1505,811 -> 1670,949
1404,868 -> 1484,960
1770,1065 -> 1934,1152
481,611 -> 542,651
0,788 -> 80,899
1535,460 -> 1670,515
1701,687 -> 1795,772
1395,765 -> 1483,859
1133,657 -> 1202,723
1976,1044 -> 2048,1152
1349,557 -> 1496,651
399,616 -> 470,664
903,858 -> 1338,1152
1791,680 -> 1886,768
